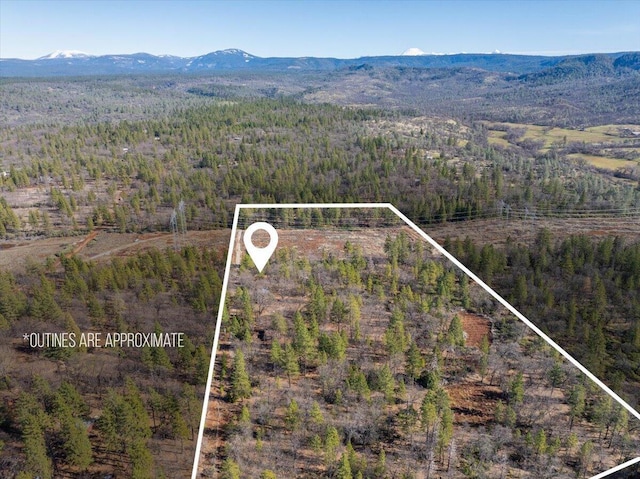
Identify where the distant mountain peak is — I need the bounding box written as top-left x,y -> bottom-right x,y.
39,50 -> 92,60
400,47 -> 446,56
401,47 -> 426,56
2,49 -> 636,77
212,49 -> 255,58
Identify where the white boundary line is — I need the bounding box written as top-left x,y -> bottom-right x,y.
191,202 -> 640,479
191,204 -> 241,479
591,457 -> 640,479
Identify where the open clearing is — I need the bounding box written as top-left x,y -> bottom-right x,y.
4,214 -> 640,274
567,153 -> 639,170
0,229 -> 231,273
485,122 -> 640,148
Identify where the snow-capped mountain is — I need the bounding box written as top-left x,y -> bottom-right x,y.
38,50 -> 92,59
401,48 -> 447,56
1,48 -> 637,77
187,49 -> 257,69
401,48 -> 426,56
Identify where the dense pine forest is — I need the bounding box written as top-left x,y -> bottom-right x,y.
1,69 -> 639,477
0,246 -> 223,477
198,226 -> 638,478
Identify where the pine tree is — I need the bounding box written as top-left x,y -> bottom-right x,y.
284,399 -> 301,431
59,410 -> 93,469
324,426 -> 340,465
309,401 -> 324,427
311,434 -> 323,454
374,448 -> 386,477
578,440 -> 594,477
421,396 -> 438,445
336,452 -> 353,479
377,364 -> 395,404
220,457 -> 241,478
405,341 -> 425,380
508,372 -> 524,405
568,383 -> 586,430
129,439 -> 154,479
534,428 -> 547,456
546,361 -> 565,394
348,294 -> 362,341
384,309 -> 408,356
282,343 -> 300,386
96,391 -> 121,452
143,322 -> 173,369
331,297 -> 348,331
16,391 -> 52,478
123,378 -> 152,444
193,344 -> 210,385
0,271 -> 27,321
292,311 -> 314,369
22,418 -> 53,479
30,275 -> 63,323
447,315 -> 465,347
229,350 -> 252,402
437,403 -> 454,460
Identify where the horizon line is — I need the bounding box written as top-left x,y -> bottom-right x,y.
2,47 -> 638,61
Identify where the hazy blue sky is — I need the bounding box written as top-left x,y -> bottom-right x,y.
1,0 -> 639,59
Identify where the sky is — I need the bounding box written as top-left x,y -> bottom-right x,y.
1,0 -> 639,59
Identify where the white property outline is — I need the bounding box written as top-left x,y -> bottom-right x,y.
191,202 -> 640,479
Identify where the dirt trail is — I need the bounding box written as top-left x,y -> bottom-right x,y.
67,230 -> 99,257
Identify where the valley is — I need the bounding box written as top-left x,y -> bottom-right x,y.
1,49 -> 639,477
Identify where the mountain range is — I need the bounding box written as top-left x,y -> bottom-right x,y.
1,48 -> 638,78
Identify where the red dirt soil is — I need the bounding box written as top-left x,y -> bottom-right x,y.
447,379 -> 503,425
459,312 -> 492,348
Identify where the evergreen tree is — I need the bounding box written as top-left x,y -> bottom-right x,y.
348,294 -> 362,341
437,403 -> 454,460
534,428 -> 547,456
59,410 -> 93,469
405,341 -> 425,380
284,399 -> 301,431
374,448 -> 386,477
229,350 -> 252,402
384,309 -> 409,356
421,396 -> 438,444
568,383 -> 586,430
129,439 -> 154,479
221,458 -> 241,479
378,364 -> 395,404
325,426 -> 340,465
336,452 -> 353,479
447,315 -> 465,347
309,401 -> 324,427
292,311 -> 314,368
22,418 -> 53,479
282,343 -> 300,385
508,372 -> 525,405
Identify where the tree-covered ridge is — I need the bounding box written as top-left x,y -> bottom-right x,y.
0,244 -> 224,477
447,231 -> 640,408
2,99 -> 638,238
200,230 -> 638,478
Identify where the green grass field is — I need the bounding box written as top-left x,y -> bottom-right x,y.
485,122 -> 640,150
567,153 -> 638,170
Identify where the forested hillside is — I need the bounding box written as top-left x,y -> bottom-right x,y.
0,246 -> 224,477
1,69 -> 639,477
197,226 -> 639,478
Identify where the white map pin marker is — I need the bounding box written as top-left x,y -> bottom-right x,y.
243,222 -> 278,273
